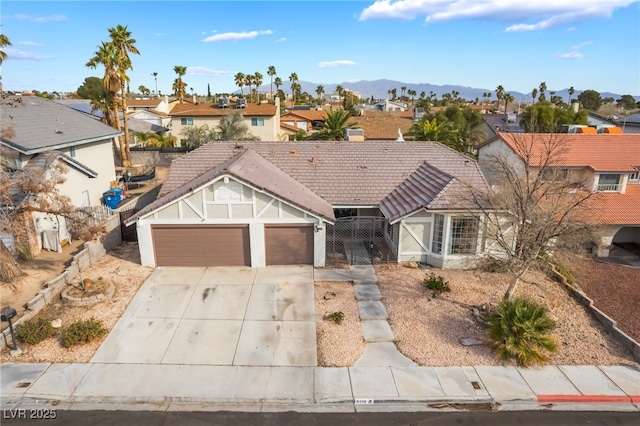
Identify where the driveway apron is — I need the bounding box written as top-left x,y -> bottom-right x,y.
91,265 -> 317,366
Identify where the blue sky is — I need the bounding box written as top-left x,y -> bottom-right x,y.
2,1 -> 639,97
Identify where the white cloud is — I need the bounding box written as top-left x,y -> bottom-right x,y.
555,51 -> 584,59
318,60 -> 357,68
276,37 -> 287,43
155,33 -> 165,37
4,48 -> 53,60
359,0 -> 639,31
202,30 -> 274,42
13,14 -> 67,23
186,66 -> 234,77
15,41 -> 43,47
571,40 -> 592,49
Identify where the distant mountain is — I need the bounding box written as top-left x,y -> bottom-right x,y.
256,79 -> 636,104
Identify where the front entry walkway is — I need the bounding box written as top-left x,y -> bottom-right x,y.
91,265 -> 317,366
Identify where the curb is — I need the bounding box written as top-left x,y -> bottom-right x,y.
537,395 -> 635,404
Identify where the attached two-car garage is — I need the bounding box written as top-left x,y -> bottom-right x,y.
151,224 -> 314,267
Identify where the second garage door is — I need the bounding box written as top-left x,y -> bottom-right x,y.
152,225 -> 250,267
265,224 -> 314,265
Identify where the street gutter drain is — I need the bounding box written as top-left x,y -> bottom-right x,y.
16,382 -> 31,388
471,381 -> 481,390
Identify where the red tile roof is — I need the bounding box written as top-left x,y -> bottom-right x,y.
498,133 -> 640,172
171,102 -> 277,117
281,109 -> 327,121
128,99 -> 163,107
584,184 -> 640,225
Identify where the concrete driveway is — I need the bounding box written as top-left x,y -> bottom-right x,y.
91,265 -> 317,366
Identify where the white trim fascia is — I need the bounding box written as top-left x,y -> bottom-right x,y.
182,198 -> 204,219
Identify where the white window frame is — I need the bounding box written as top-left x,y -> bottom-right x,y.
180,117 -> 194,126
251,117 -> 265,127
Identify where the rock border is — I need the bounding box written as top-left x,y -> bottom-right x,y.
61,280 -> 115,307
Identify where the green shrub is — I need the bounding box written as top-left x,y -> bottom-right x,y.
423,273 -> 451,296
59,318 -> 108,348
15,318 -> 53,345
553,262 -> 576,285
323,311 -> 345,325
487,297 -> 558,367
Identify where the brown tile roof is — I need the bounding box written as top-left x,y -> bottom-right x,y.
348,115 -> 414,140
127,149 -> 335,224
171,102 -> 277,117
158,141 -> 488,212
281,109 -> 327,121
127,99 -> 163,107
498,133 -> 640,172
584,184 -> 640,225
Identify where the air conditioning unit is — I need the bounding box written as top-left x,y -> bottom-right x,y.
235,98 -> 246,109
218,97 -> 229,108
344,128 -> 365,142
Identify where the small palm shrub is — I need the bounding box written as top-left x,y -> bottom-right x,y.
15,318 -> 53,345
487,297 -> 558,367
423,273 -> 451,297
59,318 -> 108,348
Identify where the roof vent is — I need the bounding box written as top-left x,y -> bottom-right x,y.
235,98 -> 246,109
218,97 -> 229,108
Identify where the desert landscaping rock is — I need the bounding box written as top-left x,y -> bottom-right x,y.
51,319 -> 62,329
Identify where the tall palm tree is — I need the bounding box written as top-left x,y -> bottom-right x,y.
108,25 -> 139,166
568,86 -> 575,106
274,76 -> 282,94
538,81 -> 547,102
289,72 -> 298,106
173,65 -> 187,103
316,85 -> 324,103
503,93 -> 514,113
495,85 -> 505,113
234,72 -> 245,97
151,72 -> 158,97
244,74 -> 253,103
267,65 -> 276,100
390,88 -> 397,101
531,88 -> 538,103
400,86 -> 406,99
87,41 -> 123,159
315,110 -> 358,140
0,33 -> 12,66
253,72 -> 263,103
335,85 -> 343,109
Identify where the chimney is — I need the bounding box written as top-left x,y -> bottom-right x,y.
192,94 -> 197,104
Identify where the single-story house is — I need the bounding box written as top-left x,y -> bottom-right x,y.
125,141 -> 493,269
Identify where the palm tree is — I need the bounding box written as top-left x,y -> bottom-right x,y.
234,72 -> 245,97
315,110 -> 358,140
538,81 -> 547,103
151,72 -> 158,97
531,88 -> 538,103
86,41 -> 123,159
274,76 -> 282,93
173,65 -> 187,102
495,85 -> 504,113
0,33 -> 12,66
253,72 -> 263,103
335,85 -> 343,109
89,91 -> 115,127
487,297 -> 558,367
289,72 -> 298,106
138,85 -> 150,96
568,86 -> 575,106
400,86 -> 406,99
316,85 -> 324,103
503,93 -> 514,113
267,65 -> 276,100
108,25 -> 140,167
244,74 -> 253,103
390,88 -> 397,100
172,78 -> 186,100
408,116 -> 459,149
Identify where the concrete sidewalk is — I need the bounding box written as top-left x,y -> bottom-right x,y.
2,362 -> 638,412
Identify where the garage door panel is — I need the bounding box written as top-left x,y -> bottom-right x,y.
265,225 -> 314,265
152,225 -> 250,267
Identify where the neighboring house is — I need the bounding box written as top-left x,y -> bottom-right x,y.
128,110 -> 171,133
1,97 -> 121,207
126,97 -> 170,114
347,110 -> 413,140
477,132 -> 640,257
280,109 -> 327,133
373,99 -> 408,112
125,141 -> 492,269
171,98 -> 280,143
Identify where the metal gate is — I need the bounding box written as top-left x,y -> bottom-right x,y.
119,208 -> 140,242
325,216 -> 396,266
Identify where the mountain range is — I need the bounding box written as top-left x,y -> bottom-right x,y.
257,79 -> 634,103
